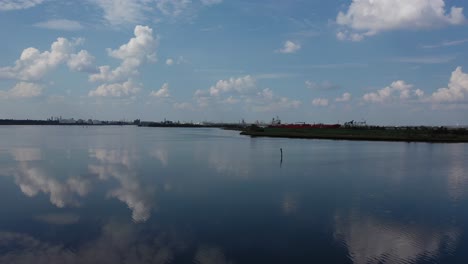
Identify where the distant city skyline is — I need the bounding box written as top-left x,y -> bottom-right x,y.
1,0 -> 468,125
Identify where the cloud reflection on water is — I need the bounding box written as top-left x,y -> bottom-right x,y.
2,147 -> 157,222
89,148 -> 137,169
334,210 -> 460,264
150,148 -> 169,167
281,193 -> 298,215
13,162 -> 91,208
446,144 -> 468,202
88,148 -> 155,222
194,246 -> 234,264
0,222 -> 234,264
11,148 -> 42,161
0,222 -> 179,264
34,213 -> 80,225
2,148 -> 92,208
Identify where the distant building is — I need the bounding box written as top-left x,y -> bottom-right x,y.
59,118 -> 76,124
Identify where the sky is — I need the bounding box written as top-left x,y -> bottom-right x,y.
0,0 -> 468,125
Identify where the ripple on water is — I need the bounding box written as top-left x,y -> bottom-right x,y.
193,247 -> 232,264
334,211 -> 461,264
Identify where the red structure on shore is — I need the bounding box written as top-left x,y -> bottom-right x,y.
269,123 -> 341,129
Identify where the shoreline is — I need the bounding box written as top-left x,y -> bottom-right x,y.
2,122 -> 468,143
240,128 -> 468,143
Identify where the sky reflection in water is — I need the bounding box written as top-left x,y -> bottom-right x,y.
0,126 -> 468,263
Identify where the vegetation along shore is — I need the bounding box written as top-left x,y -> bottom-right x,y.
240,125 -> 468,143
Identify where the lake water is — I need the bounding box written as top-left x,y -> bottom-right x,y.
0,126 -> 467,263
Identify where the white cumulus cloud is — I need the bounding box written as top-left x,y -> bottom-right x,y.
195,75 -> 301,111
432,67 -> 468,102
277,40 -> 301,54
0,82 -> 42,99
335,92 -> 352,102
312,98 -> 329,107
88,80 -> 141,97
258,88 -> 274,101
89,25 -> 157,83
166,58 -> 174,65
363,80 -> 423,103
150,82 -> 170,98
165,56 -> 186,66
209,75 -> 256,96
337,0 -> 466,41
415,89 -> 425,98
68,50 -> 96,72
0,37 -> 83,81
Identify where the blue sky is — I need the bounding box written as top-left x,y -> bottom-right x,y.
0,0 -> 468,125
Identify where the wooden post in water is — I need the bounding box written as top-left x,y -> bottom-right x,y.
280,148 -> 283,165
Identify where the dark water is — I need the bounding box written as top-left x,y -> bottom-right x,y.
0,126 -> 467,264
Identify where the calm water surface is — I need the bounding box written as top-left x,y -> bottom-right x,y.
0,126 -> 467,263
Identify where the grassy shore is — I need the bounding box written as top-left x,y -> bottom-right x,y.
240,127 -> 468,143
